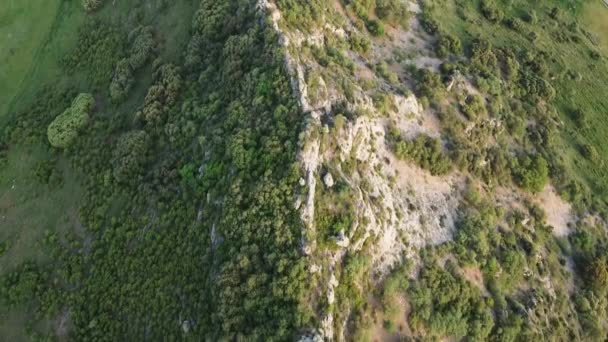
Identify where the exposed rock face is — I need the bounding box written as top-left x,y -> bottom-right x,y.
259,0 -> 464,339
323,172 -> 334,188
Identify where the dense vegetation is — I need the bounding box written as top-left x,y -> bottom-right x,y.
1,0 -> 311,340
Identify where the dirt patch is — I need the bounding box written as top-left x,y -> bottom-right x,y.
495,184 -> 573,237
369,294 -> 411,342
536,185 -> 573,237
55,309 -> 71,341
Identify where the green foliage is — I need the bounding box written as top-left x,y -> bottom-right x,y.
461,94 -> 486,120
135,63 -> 182,126
586,258 -> 608,293
109,26 -> 156,103
109,58 -> 134,102
480,0 -> 504,23
420,12 -> 440,34
4,86 -> 76,145
128,26 -> 156,70
47,93 -> 94,148
510,153 -> 549,193
416,69 -> 445,101
506,17 -> 525,32
435,31 -> 462,58
375,61 -> 398,84
375,0 -> 410,28
111,130 -> 149,184
393,134 -> 452,175
581,143 -> 600,163
0,263 -> 47,307
409,262 -> 493,340
366,19 -> 385,36
349,34 -> 371,55
34,158 -> 63,187
61,21 -> 125,87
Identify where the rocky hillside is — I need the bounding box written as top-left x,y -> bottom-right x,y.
265,0 -> 608,340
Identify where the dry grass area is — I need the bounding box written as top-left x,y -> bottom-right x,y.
536,185 -> 573,237
583,1 -> 608,54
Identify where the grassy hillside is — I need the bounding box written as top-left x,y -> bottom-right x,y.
425,0 -> 608,212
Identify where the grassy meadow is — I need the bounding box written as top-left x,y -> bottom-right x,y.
0,0 -> 62,117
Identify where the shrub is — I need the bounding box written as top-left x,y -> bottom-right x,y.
511,153 -> 549,193
367,19 -> 385,36
375,62 -> 398,84
586,258 -> 608,293
375,0 -> 410,28
82,0 -> 103,12
524,10 -> 538,24
582,144 -> 600,163
436,32 -> 462,58
480,0 -> 504,23
136,63 -> 182,126
47,93 -> 95,148
420,13 -> 440,34
461,94 -> 486,120
394,135 -> 452,175
506,17 -> 525,32
417,69 -> 445,101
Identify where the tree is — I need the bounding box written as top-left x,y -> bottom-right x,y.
111,130 -> 150,184
109,59 -> 134,102
128,26 -> 156,70
47,93 -> 95,148
136,63 -> 182,126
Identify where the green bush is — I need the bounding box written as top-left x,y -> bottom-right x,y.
47,93 -> 95,148
394,135 -> 452,175
367,19 -> 385,36
416,69 -> 445,100
436,32 -> 462,58
461,94 -> 486,120
61,21 -> 125,86
375,0 -> 410,28
582,144 -> 600,163
511,153 -> 549,193
420,12 -> 440,34
480,0 -> 504,23
82,0 -> 103,12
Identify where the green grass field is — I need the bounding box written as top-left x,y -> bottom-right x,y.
0,0 -> 62,117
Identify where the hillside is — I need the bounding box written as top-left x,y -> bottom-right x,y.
1,0 -> 608,341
